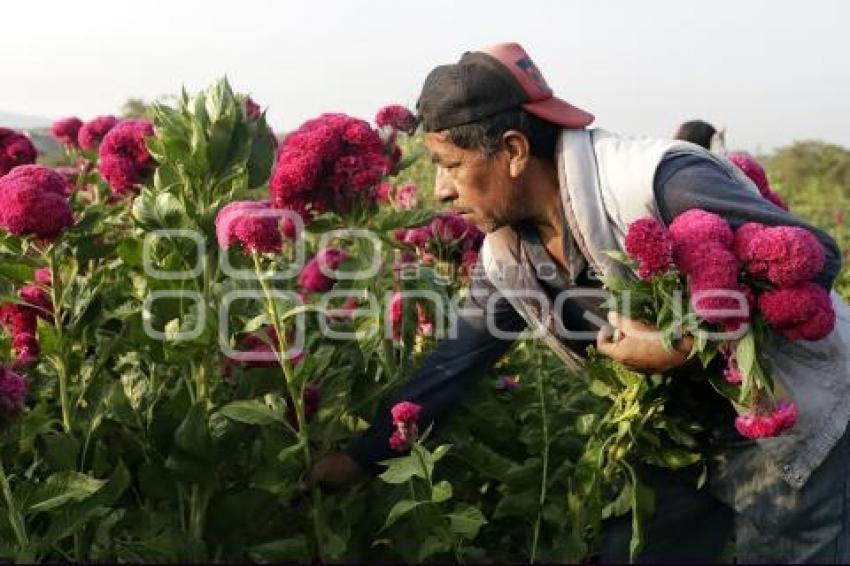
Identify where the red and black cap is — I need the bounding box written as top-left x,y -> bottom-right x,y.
417,42 -> 594,132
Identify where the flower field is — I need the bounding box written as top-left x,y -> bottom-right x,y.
0,78 -> 847,563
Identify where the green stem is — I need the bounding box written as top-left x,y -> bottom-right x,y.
0,459 -> 28,554
530,347 -> 550,565
252,254 -> 324,561
47,254 -> 72,434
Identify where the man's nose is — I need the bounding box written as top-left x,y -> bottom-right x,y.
433,167 -> 457,204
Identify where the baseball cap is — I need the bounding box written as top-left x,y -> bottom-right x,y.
417,42 -> 594,132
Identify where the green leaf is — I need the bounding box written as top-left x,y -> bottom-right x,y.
378,454 -> 427,484
446,505 -> 487,539
375,208 -> 435,232
381,499 -> 422,531
589,379 -> 612,397
432,443 -> 451,463
431,480 -> 453,503
219,399 -> 280,425
27,472 -> 106,513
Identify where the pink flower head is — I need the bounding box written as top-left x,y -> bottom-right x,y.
78,116 -> 119,151
244,96 -> 261,120
0,302 -> 39,367
758,282 -> 835,341
624,217 -> 674,280
670,210 -> 734,270
51,117 -> 83,147
0,128 -> 37,176
389,401 -> 421,451
723,356 -> 743,385
391,401 -> 422,425
215,200 -> 292,254
394,182 -> 419,210
389,430 -> 408,452
685,244 -> 747,323
727,152 -> 790,211
734,400 -> 798,439
0,165 -> 73,239
98,119 -> 155,195
270,113 -> 389,217
744,226 -> 825,288
0,365 -> 27,428
375,182 -> 393,204
298,248 -> 348,293
732,222 -> 766,264
375,105 -> 417,134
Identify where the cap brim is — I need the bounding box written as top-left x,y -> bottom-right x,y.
522,96 -> 594,129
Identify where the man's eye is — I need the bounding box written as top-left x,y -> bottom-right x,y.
445,162 -> 461,170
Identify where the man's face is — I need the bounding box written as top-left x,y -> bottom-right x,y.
424,132 -> 529,233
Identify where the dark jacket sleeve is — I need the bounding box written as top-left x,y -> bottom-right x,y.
346,262 -> 526,474
654,153 -> 843,290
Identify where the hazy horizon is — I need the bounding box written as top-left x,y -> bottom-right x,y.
2,0 -> 848,153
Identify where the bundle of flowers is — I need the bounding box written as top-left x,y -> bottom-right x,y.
0,165 -> 73,239
269,112 -> 397,218
78,115 -> 119,151
613,209 -> 835,439
97,119 -> 155,196
727,152 -> 789,211
0,127 -> 37,176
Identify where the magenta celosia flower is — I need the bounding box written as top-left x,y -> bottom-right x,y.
0,165 -> 73,238
732,222 -> 766,264
2,132 -> 38,167
734,400 -> 798,439
684,243 -> 746,323
744,226 -> 825,288
389,400 -> 422,451
0,128 -> 37,176
758,282 -> 835,340
245,97 -> 261,121
298,248 -> 348,292
670,209 -> 734,268
215,200 -> 294,254
270,113 -> 392,218
391,401 -> 422,425
0,365 -> 27,428
394,182 -> 419,210
0,302 -> 39,367
98,120 -> 155,196
375,105 -> 417,134
51,117 -> 83,147
723,357 -> 743,385
78,115 -> 119,151
375,182 -> 393,204
727,152 -> 790,211
624,217 -> 674,280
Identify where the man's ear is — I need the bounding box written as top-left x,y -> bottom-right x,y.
501,130 -> 530,178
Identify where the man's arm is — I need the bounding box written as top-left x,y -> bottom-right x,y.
343,266 -> 527,477
655,152 -> 843,289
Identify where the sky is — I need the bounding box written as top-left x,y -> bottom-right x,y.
2,0 -> 849,152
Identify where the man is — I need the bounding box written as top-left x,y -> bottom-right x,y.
312,42 -> 850,562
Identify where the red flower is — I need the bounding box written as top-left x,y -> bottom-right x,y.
624,217 -> 674,280
215,200 -> 295,254
51,117 -> 83,147
0,365 -> 27,428
375,105 -> 417,134
744,226 -> 825,288
389,400 -> 422,452
391,401 -> 422,425
78,116 -> 119,151
298,248 -> 348,293
732,222 -> 766,264
734,400 -> 798,439
758,283 -> 835,340
98,120 -> 154,196
727,152 -> 789,211
0,128 -> 37,176
0,165 -> 73,238
670,209 -> 734,270
244,96 -> 261,120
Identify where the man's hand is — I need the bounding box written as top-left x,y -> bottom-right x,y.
596,312 -> 692,373
308,452 -> 366,487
